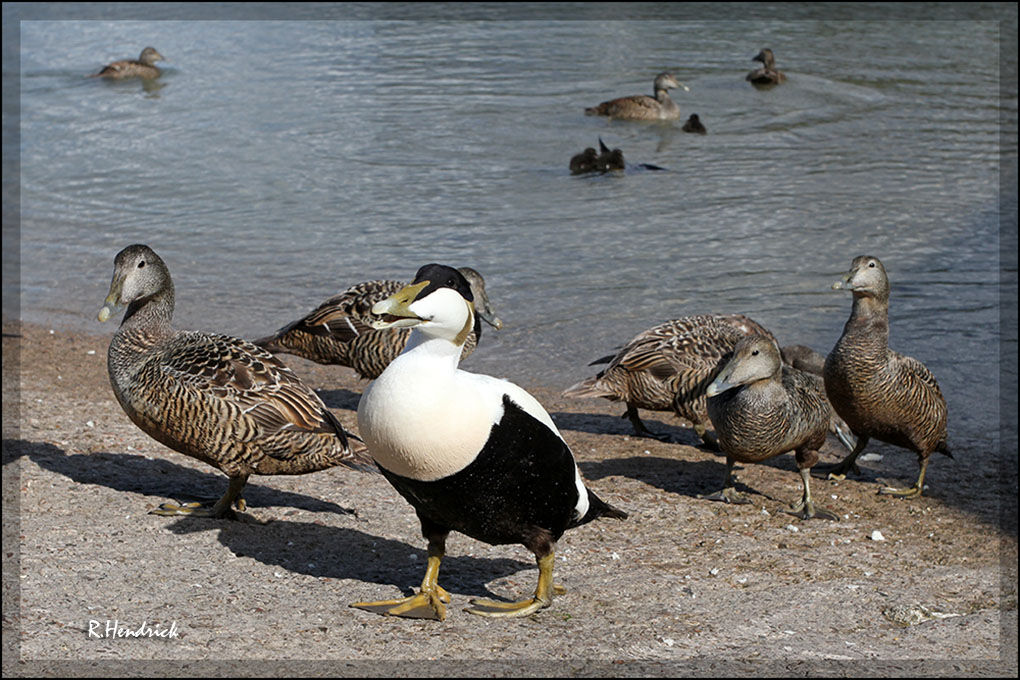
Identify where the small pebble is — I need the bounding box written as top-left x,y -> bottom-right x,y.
786,524 -> 799,532
871,530 -> 886,541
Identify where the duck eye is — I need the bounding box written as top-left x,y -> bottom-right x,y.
138,260 -> 146,268
868,261 -> 875,268
751,350 -> 759,356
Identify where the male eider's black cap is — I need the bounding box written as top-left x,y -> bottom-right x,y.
411,263 -> 474,302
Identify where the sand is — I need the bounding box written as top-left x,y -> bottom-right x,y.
2,321 -> 1016,677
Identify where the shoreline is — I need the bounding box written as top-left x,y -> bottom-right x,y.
2,320 -> 1016,676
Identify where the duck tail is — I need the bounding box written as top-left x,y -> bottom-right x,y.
937,441 -> 953,459
573,488 -> 628,528
562,376 -> 614,399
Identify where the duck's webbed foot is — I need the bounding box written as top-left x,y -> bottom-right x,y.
700,486 -> 752,505
786,498 -> 840,521
466,553 -> 556,619
350,584 -> 451,621
351,542 -> 451,621
150,476 -> 248,519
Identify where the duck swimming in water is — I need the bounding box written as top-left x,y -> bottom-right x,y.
682,114 -> 707,134
90,46 -> 165,80
585,72 -> 690,121
821,256 -> 951,497
746,48 -> 786,86
352,264 -> 626,620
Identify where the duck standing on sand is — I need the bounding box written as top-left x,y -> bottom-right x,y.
90,46 -> 165,80
97,244 -> 371,519
822,256 -> 951,497
704,334 -> 840,520
352,264 -> 626,620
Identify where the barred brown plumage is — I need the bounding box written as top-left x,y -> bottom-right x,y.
255,268 -> 502,380
89,46 -> 165,80
822,256 -> 951,497
704,334 -> 840,520
98,244 -> 372,519
563,314 -> 777,447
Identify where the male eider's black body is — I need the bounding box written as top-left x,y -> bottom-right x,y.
354,264 -> 626,620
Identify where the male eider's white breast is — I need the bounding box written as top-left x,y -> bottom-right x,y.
358,356 -> 511,481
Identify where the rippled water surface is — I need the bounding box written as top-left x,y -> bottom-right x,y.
12,5 -> 1016,456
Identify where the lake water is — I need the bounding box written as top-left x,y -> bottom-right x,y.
9,5 -> 1018,459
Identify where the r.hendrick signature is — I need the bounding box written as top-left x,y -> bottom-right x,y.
88,619 -> 180,639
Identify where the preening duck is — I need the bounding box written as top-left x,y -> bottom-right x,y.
90,46 -> 165,79
704,334 -> 840,520
352,264 -> 626,620
255,267 -> 502,380
746,48 -> 786,86
585,72 -> 690,121
98,245 -> 370,519
569,139 -> 665,175
822,256 -> 951,497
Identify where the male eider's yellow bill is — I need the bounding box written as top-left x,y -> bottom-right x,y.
371,280 -> 430,329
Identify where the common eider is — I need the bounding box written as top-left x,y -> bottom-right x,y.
97,245 -> 371,518
704,334 -> 840,520
746,48 -> 786,86
821,256 -> 951,497
563,314 -> 776,447
90,47 -> 165,80
585,72 -> 690,121
255,267 -> 502,380
352,264 -> 627,620
681,114 -> 707,134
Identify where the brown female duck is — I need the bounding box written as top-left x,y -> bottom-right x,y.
98,245 -> 371,519
255,268 -> 502,380
563,314 -> 775,447
746,48 -> 786,86
704,334 -> 840,520
822,256 -> 951,497
90,46 -> 165,80
585,72 -> 690,121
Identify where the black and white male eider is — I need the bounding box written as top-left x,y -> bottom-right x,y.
352,264 -> 627,620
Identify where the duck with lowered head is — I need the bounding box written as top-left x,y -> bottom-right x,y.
746,48 -> 786,86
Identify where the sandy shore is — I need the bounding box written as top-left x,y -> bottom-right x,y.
2,320 -> 1016,677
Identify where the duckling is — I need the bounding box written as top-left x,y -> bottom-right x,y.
255,268 -> 502,380
97,245 -> 371,519
746,48 -> 786,86
682,114 -> 707,134
822,256 -> 951,497
704,334 -> 840,520
352,264 -> 626,621
564,314 -> 775,447
585,72 -> 690,121
569,147 -> 600,174
597,138 -> 626,171
90,46 -> 165,80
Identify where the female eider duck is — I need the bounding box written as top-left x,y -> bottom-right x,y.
746,48 -> 786,86
564,314 -> 777,447
90,46 -> 165,80
585,72 -> 690,121
255,268 -> 502,380
822,256 -> 951,497
704,334 -> 840,520
98,245 -> 371,518
352,264 -> 627,620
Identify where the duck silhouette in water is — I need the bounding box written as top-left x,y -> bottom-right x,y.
570,139 -> 667,175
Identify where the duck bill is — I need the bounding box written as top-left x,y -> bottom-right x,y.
371,280 -> 429,329
97,286 -> 121,323
705,371 -> 737,398
831,271 -> 854,291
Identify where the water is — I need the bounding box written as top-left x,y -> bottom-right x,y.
11,6 -> 1017,459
